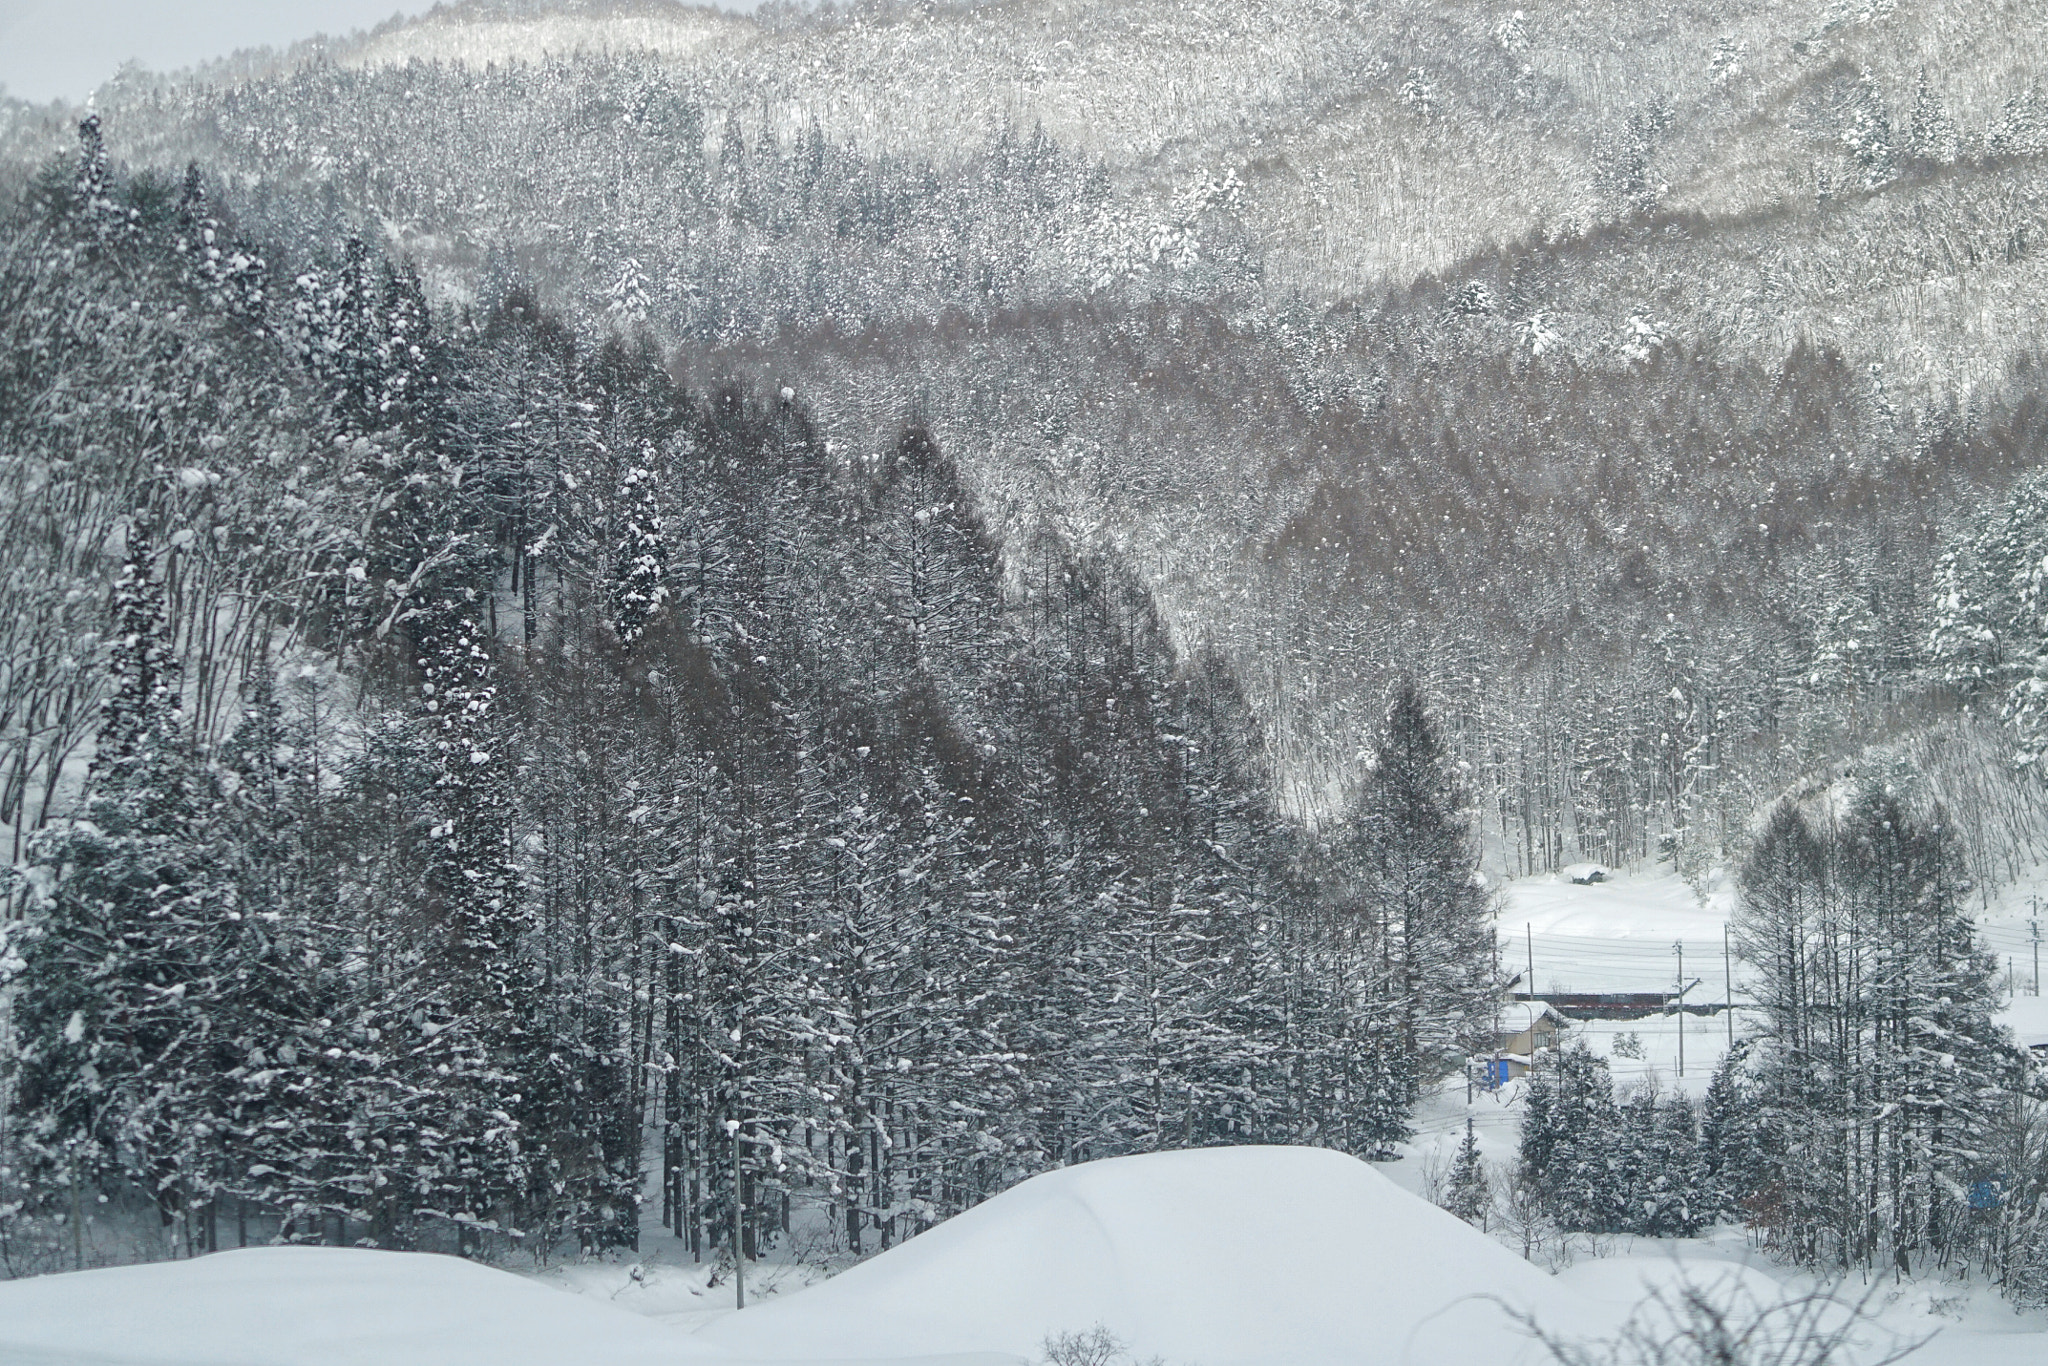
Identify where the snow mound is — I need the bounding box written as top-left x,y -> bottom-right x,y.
0,1245 -> 725,1366
701,1145 -> 1577,1366
0,1150 -> 1600,1366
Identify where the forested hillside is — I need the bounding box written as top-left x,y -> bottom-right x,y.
0,127 -> 1497,1267
6,0 -> 2043,872
2,0 -> 2048,1293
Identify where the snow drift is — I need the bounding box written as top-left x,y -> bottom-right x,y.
0,1147 -> 1581,1366
701,1144 -> 1574,1366
0,1244 -> 725,1366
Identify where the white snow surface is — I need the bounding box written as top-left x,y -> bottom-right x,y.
0,1243 -> 724,1366
696,1145 -> 1571,1366
2004,991 -> 2048,1049
1502,867 -> 1735,997
0,1147 -> 1575,1366
4,1134 -> 2046,1366
1503,866 -> 1732,941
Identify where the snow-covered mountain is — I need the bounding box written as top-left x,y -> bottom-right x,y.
4,0 -> 2048,1323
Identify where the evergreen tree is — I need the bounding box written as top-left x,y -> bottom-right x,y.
1929,467 -> 2048,769
1518,1046 -> 1625,1233
1615,1087 -> 1709,1237
1341,680 -> 1499,1105
1700,1043 -> 1768,1225
72,115 -> 117,232
1842,76 -> 1897,188
7,519 -> 257,1250
1905,68 -> 1958,163
610,449 -> 671,646
404,589 -> 535,1248
1441,1117 -> 1490,1227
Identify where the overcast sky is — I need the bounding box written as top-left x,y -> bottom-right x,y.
0,2 -> 440,104
0,3 -> 784,105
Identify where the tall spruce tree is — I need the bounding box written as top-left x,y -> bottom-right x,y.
1614,1086 -> 1709,1237
8,518 -> 259,1251
1343,679 -> 1499,1104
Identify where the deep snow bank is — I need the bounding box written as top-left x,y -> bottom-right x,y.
700,1144 -> 1572,1366
0,1148 -> 1586,1366
0,1244 -> 725,1366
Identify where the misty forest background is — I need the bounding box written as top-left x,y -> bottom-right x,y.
3,0 -> 2048,1306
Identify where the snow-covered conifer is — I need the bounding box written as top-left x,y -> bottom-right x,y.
1340,680 -> 1499,1105
1519,1046 -> 1624,1232
1442,1117 -> 1490,1227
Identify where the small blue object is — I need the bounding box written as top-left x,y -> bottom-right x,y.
1483,1059 -> 1514,1088
1969,1177 -> 2006,1210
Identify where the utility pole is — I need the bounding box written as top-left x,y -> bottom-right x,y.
1483,929 -> 1502,1100
70,1156 -> 83,1270
725,1118 -> 745,1310
1526,923 -> 1534,998
2032,917 -> 2041,997
1724,924 -> 1735,1048
1673,940 -> 1685,1078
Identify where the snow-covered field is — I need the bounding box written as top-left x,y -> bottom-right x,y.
0,1149 -> 1577,1366
0,1243 -> 713,1366
6,1142 -> 2045,1366
1489,864 -> 2044,1093
4,869 -> 2045,1366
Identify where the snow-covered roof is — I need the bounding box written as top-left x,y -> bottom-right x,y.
2001,994 -> 2048,1051
1498,1000 -> 1568,1034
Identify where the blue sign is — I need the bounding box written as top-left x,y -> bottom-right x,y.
1969,1177 -> 2007,1210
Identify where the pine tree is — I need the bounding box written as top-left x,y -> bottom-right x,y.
1700,1043 -> 1767,1225
1442,1117 -> 1490,1227
611,448 -> 670,646
1342,680 -> 1499,1105
1842,75 -> 1897,188
173,162 -> 227,297
1928,467 -> 2048,768
1518,1046 -> 1625,1233
1615,1086 -> 1709,1237
72,115 -> 118,233
209,664 -> 352,1245
1905,69 -> 1958,163
405,589 -> 534,1249
7,518 -> 256,1250
605,256 -> 652,330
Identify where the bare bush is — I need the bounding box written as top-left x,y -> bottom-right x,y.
1041,1323 -> 1164,1366
1517,1277 -> 1931,1366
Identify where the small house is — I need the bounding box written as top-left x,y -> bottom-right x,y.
1482,999 -> 1570,1083
1498,999 -> 1569,1056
